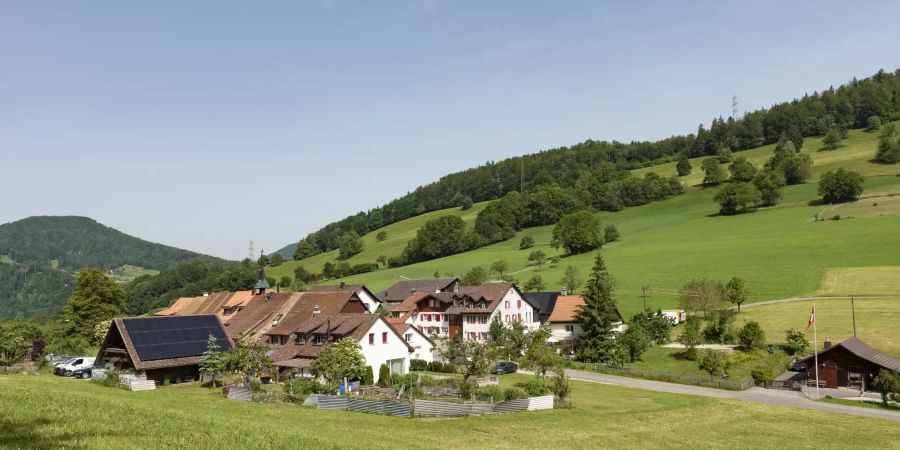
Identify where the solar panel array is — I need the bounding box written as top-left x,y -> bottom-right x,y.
122,315 -> 233,361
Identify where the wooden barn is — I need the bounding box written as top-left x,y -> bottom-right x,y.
800,337 -> 900,390
95,315 -> 233,384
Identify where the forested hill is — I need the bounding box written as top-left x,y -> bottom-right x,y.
0,216 -> 230,319
276,69 -> 900,259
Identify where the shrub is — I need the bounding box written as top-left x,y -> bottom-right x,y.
476,385 -> 504,401
783,329 -> 810,355
377,364 -> 391,387
751,366 -> 773,386
516,377 -> 552,396
362,366 -> 374,385
603,224 -> 619,243
502,386 -> 528,400
409,359 -> 428,371
92,371 -> 120,388
737,321 -> 766,350
283,378 -> 334,396
873,369 -> 900,405
818,168 -> 865,204
519,236 -> 535,250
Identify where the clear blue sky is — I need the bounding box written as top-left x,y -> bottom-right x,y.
2,1 -> 898,260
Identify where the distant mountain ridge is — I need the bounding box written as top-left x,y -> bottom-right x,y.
0,215 -> 232,319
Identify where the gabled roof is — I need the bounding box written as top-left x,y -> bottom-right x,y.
377,278 -> 458,302
523,292 -> 560,316
801,337 -> 900,372
223,292 -> 297,339
154,297 -> 198,316
388,320 -> 435,347
268,314 -> 412,362
223,290 -> 254,309
103,315 -> 233,370
547,295 -> 625,323
309,284 -> 379,302
262,291 -> 362,336
457,281 -> 521,313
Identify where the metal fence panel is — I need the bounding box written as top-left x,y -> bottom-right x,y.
414,399 -> 481,417
302,394 -> 320,407
317,395 -> 350,410
527,395 -> 554,411
493,398 -> 530,414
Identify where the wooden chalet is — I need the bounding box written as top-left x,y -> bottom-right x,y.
800,337 -> 900,390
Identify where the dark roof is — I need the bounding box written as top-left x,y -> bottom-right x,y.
262,291 -> 360,336
801,337 -> 900,372
224,292 -> 296,339
107,315 -> 233,370
269,314 -> 412,362
458,282 -> 519,313
377,278 -> 458,302
309,283 -> 379,302
523,292 -> 560,316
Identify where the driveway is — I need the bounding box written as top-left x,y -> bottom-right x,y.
564,369 -> 900,422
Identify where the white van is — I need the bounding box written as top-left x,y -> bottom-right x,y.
58,357 -> 95,377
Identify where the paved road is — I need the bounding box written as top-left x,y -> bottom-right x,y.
564,369 -> 900,422
738,295 -> 900,310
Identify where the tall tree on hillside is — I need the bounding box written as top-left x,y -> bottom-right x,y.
559,266 -> 583,294
752,169 -> 786,207
524,275 -> 545,292
722,277 -> 750,311
701,158 -> 724,185
337,231 -> 364,260
818,168 -> 865,203
293,240 -> 318,261
822,127 -> 842,150
575,254 -> 620,364
729,157 -> 757,182
63,269 -> 125,339
676,154 -> 692,176
489,260 -> 509,278
551,211 -> 604,255
678,279 -> 723,317
460,266 -> 488,286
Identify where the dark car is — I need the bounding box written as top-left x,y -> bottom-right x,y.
493,361 -> 518,375
71,366 -> 94,379
789,359 -> 807,372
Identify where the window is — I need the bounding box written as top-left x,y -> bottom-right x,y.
505,301 -> 510,309
392,312 -> 401,318
295,335 -> 306,344
442,327 -> 448,334
369,333 -> 374,345
565,325 -> 575,332
517,313 -> 521,321
466,316 -> 475,324
425,314 -> 431,322
382,332 -> 388,343
314,335 -> 326,345
517,300 -> 521,308
405,333 -> 412,342
434,314 -> 441,322
479,332 -> 487,340
478,316 -> 487,324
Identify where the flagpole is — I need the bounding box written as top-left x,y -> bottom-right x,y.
813,302 -> 819,400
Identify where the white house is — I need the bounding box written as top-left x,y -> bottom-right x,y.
267,314 -> 413,383
456,282 -> 540,341
546,295 -> 626,343
389,321 -> 435,363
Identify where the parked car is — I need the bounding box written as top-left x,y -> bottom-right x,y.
58,357 -> 96,377
492,361 -> 518,375
71,365 -> 96,379
53,357 -> 78,375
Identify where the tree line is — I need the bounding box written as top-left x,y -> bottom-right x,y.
290,69 -> 900,260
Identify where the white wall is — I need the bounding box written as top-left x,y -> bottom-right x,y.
359,318 -> 412,383
402,326 -> 435,363
460,312 -> 492,341
549,323 -> 583,343
357,290 -> 380,312
496,287 -> 539,331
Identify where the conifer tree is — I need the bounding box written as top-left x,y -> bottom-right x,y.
575,254 -> 621,364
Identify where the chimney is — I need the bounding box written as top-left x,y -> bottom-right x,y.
340,281 -> 346,289
202,292 -> 209,297
411,288 -> 417,295
313,305 -> 321,318
823,339 -> 832,350
560,288 -> 568,296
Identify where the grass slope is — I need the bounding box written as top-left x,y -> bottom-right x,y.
2,374 -> 898,449
268,202 -> 488,278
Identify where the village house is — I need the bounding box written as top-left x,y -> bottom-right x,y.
226,291 -> 369,341
95,315 -> 233,385
308,282 -> 381,312
376,277 -> 459,304
267,313 -> 413,382
799,337 -> 900,390
154,290 -> 254,322
545,294 -> 626,344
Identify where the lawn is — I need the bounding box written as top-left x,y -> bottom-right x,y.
2,374 -> 899,449
621,346 -> 795,382
740,298 -> 900,356
815,266 -> 900,296
824,194 -> 900,219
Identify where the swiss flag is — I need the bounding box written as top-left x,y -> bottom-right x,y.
807,304 -> 815,329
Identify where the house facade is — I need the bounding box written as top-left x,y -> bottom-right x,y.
546,295 -> 626,344
799,337 -> 900,390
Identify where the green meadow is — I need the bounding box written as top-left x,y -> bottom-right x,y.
2,373 -> 898,449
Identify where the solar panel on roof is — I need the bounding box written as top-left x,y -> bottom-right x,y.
122,315 -> 232,362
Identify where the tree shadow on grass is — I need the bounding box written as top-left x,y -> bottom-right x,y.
0,417 -> 84,450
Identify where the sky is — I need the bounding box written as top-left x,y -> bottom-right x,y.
2,1 -> 899,260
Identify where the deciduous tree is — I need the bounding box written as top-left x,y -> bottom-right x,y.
551,211 -> 604,255
818,168 -> 865,203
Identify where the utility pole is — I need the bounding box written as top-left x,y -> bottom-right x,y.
248,239 -> 254,262
851,295 -> 857,337
642,285 -> 649,310
732,95 -> 738,120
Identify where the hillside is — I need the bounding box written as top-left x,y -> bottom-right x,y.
0,216 -> 230,319
276,124 -> 900,319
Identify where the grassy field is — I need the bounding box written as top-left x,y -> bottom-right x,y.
2,374 -> 899,449
740,298 -> 900,355
815,266 -> 900,296
106,264 -> 159,283
268,201 -> 489,278
0,255 -> 13,265
824,194 -> 900,219
621,346 -> 795,381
